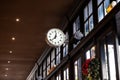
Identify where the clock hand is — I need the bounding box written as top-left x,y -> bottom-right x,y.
51,31 -> 57,40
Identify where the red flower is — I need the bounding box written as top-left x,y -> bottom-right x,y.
82,59 -> 91,76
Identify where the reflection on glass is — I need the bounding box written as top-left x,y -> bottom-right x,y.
98,4 -> 104,22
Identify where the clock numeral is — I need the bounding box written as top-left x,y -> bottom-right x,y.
49,33 -> 51,35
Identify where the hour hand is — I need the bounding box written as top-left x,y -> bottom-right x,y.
51,32 -> 57,40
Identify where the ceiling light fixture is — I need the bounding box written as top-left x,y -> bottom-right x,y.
5,74 -> 8,77
12,37 -> 15,40
9,51 -> 12,53
8,61 -> 11,63
16,18 -> 20,22
5,68 -> 9,70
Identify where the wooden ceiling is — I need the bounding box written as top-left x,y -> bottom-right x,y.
0,0 -> 76,80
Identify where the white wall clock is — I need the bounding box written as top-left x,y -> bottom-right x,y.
46,28 -> 66,47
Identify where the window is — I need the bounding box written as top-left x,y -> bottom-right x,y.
63,68 -> 69,80
56,47 -> 61,65
73,16 -> 83,47
97,0 -> 110,22
63,32 -> 69,57
100,34 -> 116,80
74,58 -> 82,80
84,0 -> 94,36
85,46 -> 96,59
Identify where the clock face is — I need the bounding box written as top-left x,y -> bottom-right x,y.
46,28 -> 66,47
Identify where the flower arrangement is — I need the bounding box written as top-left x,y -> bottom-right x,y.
82,58 -> 100,80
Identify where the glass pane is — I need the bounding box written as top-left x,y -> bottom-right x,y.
64,70 -> 66,80
91,46 -> 96,58
63,45 -> 66,57
47,66 -> 50,75
59,74 -> 61,80
98,4 -> 104,22
107,35 -> 116,80
43,71 -> 46,79
40,66 -> 42,75
84,6 -> 88,21
73,16 -> 80,34
67,68 -> 69,80
104,0 -> 110,9
51,60 -> 55,67
56,53 -> 60,65
86,50 -> 90,59
97,0 -> 102,5
56,76 -> 58,80
78,58 -> 82,80
47,56 -> 50,66
74,61 -> 78,80
117,0 -> 120,3
104,42 -> 109,80
104,0 -> 110,15
89,15 -> 94,31
88,0 -> 93,16
51,50 -> 55,60
108,45 -> 116,80
63,45 -> 68,57
76,16 -> 80,30
73,22 -> 76,34
43,61 -> 46,70
84,21 -> 89,36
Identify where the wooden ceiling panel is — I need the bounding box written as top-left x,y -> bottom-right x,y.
0,0 -> 75,80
